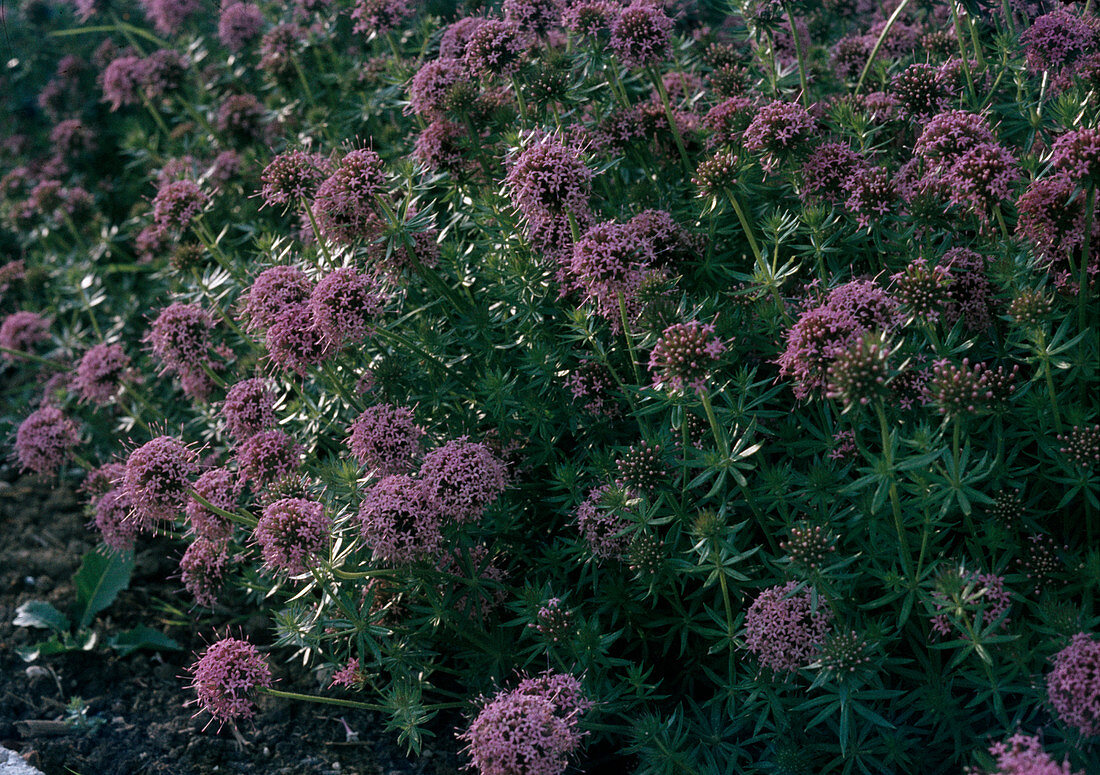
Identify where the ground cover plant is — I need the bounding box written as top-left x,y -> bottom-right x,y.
1,0 -> 1099,772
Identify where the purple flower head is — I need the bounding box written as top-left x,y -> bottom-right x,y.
186,467 -> 243,540
1016,173 -> 1100,266
1051,128 -> 1100,187
575,484 -> 631,560
799,142 -> 866,204
259,23 -> 306,80
461,672 -> 590,775
242,266 -> 313,331
308,267 -> 386,347
844,166 -> 898,230
74,343 -> 130,405
188,637 -> 272,726
93,488 -> 141,552
260,152 -> 332,210
236,430 -> 302,488
563,0 -> 620,36
50,119 -> 95,159
351,0 -> 414,36
408,57 -> 467,119
506,136 -> 593,219
219,3 -> 265,51
0,311 -> 50,355
923,359 -> 1018,417
568,221 -> 656,329
100,56 -> 145,110
440,16 -> 489,59
1020,8 -> 1097,76
141,48 -> 189,98
610,1 -> 673,68
123,436 -> 198,529
566,359 -> 617,417
628,209 -> 697,269
330,657 -> 367,689
744,581 -> 832,673
463,18 -> 527,77
742,100 -> 815,172
83,461 -> 126,500
180,536 -> 229,608
941,247 -> 994,330
777,280 -> 899,400
648,320 -> 726,394
15,407 -> 80,476
825,333 -> 896,409
356,474 -> 443,565
255,497 -> 329,574
151,179 -> 208,232
914,111 -> 995,165
312,148 -> 387,244
702,95 -> 757,148
890,258 -> 954,323
1058,424 -> 1100,469
945,142 -> 1020,214
974,733 -> 1082,775
146,303 -> 214,375
140,0 -> 202,35
419,438 -> 508,523
504,0 -> 563,37
413,119 -> 470,173
1047,632 -> 1100,738
264,303 -> 333,374
891,63 -> 954,120
216,94 -> 267,145
614,440 -> 667,495
348,403 -> 425,475
222,378 -> 277,440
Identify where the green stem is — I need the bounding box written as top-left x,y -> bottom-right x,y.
949,1 -> 978,103
700,391 -> 725,454
303,199 -> 336,270
511,74 -> 528,124
783,2 -> 810,107
648,66 -> 692,178
724,188 -> 763,265
1077,186 -> 1095,345
0,346 -> 63,369
262,687 -> 387,712
1037,328 -> 1063,433
855,0 -> 913,95
188,490 -> 258,528
617,292 -> 641,384
875,400 -> 913,580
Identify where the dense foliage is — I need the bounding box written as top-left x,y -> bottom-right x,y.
1,0 -> 1099,772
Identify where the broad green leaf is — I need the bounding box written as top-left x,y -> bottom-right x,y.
73,550 -> 134,630
108,625 -> 182,656
13,600 -> 70,632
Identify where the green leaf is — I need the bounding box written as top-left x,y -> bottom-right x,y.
108,625 -> 182,656
16,636 -> 73,662
13,600 -> 71,633
73,550 -> 134,630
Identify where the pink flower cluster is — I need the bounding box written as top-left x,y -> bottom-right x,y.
648,320 -> 726,394
347,403 -> 425,475
188,637 -> 272,726
15,407 -> 80,475
254,497 -> 330,574
461,671 -> 591,775
1047,632 -> 1100,738
744,581 -> 832,673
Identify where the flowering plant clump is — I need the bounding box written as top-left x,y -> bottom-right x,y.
1,1 -> 1098,773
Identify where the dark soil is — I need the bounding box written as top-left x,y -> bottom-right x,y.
0,471 -> 462,775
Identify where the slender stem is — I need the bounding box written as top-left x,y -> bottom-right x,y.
140,93 -> 173,138
189,490 -> 258,528
0,346 -> 64,369
783,2 -> 810,107
855,0 -> 913,95
700,391 -> 725,454
724,188 -> 763,264
617,292 -> 641,384
511,75 -> 528,124
648,66 -> 692,177
303,199 -> 336,269
1036,328 -> 1063,433
949,1 -> 977,103
1077,186 -> 1095,340
875,400 -> 913,580
262,687 -> 387,712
